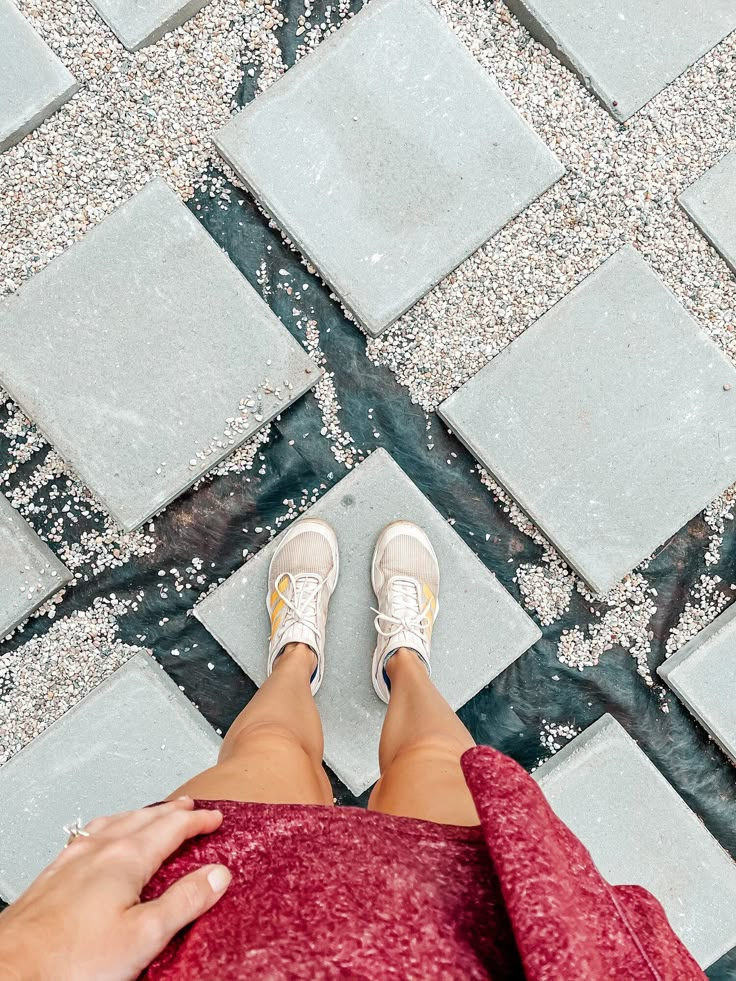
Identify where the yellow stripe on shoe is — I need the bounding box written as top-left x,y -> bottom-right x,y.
371,521 -> 440,703
266,521 -> 340,696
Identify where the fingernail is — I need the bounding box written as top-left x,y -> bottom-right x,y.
207,866 -> 231,893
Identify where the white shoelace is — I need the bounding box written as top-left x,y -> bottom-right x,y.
274,572 -> 326,642
372,576 -> 432,642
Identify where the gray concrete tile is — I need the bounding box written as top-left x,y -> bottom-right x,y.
439,246 -> 736,594
504,0 -> 736,122
0,178 -> 318,532
195,448 -> 541,796
0,0 -> 78,152
214,0 -> 563,337
0,652 -> 220,902
658,603 -> 736,765
680,149 -> 736,276
88,0 -> 211,50
534,714 -> 736,969
0,492 -> 71,640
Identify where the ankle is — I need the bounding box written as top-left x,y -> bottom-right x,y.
274,642 -> 317,675
385,646 -> 429,682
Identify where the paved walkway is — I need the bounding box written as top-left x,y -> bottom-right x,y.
1,0 -> 736,971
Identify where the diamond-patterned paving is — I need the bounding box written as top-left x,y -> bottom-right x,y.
0,177 -> 317,532
680,149 -> 736,277
503,0 -> 736,122
196,448 -> 541,794
659,603 -> 736,766
0,652 -> 220,901
0,492 -> 71,639
1,0 -> 736,974
534,714 -> 736,969
0,0 -> 77,152
88,0 -> 213,50
439,245 -> 736,594
215,0 -> 564,336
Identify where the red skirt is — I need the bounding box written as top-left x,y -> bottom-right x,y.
141,746 -> 705,980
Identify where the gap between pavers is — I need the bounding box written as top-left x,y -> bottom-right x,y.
658,602 -> 736,766
503,0 -> 736,122
679,148 -> 736,277
0,492 -> 71,640
195,448 -> 542,796
0,652 -> 220,902
88,0 -> 212,51
439,245 -> 736,594
0,0 -> 78,152
214,0 -> 563,337
0,177 -> 319,532
534,713 -> 736,969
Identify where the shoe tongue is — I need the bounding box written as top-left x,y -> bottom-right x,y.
280,574 -> 321,654
278,621 -> 320,653
386,577 -> 425,656
389,576 -> 422,619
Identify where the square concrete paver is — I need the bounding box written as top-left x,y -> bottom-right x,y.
658,603 -> 736,765
439,246 -> 736,594
0,0 -> 78,152
0,493 -> 71,639
0,178 -> 317,532
680,149 -> 736,276
214,0 -> 563,337
88,0 -> 211,50
195,449 -> 541,795
504,0 -> 736,122
534,714 -> 736,968
0,652 -> 220,901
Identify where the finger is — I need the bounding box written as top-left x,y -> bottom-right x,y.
84,811 -> 139,835
86,797 -> 195,838
131,865 -> 231,965
54,799 -> 198,875
129,808 -> 224,886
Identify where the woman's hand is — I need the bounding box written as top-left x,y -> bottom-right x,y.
0,797 -> 231,981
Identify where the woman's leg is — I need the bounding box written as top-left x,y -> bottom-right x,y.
171,518 -> 339,806
366,521 -> 478,825
367,648 -> 478,825
169,642 -> 333,805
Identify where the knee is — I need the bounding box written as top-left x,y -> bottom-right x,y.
219,720 -> 310,764
388,734 -> 474,770
374,735 -> 470,800
370,737 -> 478,824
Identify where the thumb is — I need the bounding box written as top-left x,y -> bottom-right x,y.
134,864 -> 231,961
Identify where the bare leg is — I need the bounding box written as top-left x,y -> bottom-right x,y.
169,643 -> 333,806
368,648 -> 478,826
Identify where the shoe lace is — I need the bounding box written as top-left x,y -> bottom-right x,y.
372,577 -> 432,641
275,572 -> 326,640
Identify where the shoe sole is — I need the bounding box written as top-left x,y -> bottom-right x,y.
267,517 -> 340,695
370,520 -> 439,703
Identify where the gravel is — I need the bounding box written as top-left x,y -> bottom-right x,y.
369,1 -> 736,410
0,398 -> 157,589
0,596 -> 145,764
0,0 -> 276,294
297,0 -> 736,683
665,575 -> 734,657
536,720 -> 581,767
2,0 -> 736,754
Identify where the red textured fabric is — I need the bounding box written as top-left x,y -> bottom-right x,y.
141,746 -> 705,980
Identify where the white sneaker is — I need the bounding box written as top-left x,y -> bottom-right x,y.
267,518 -> 339,695
371,520 -> 439,703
